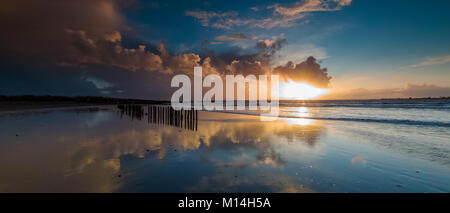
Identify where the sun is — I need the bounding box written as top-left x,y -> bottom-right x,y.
273,80 -> 330,100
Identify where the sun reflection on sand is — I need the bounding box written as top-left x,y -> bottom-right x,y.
284,118 -> 314,126
2,104 -> 450,192
0,109 -> 326,192
293,106 -> 310,117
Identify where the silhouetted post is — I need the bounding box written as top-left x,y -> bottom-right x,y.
181,109 -> 184,128
195,109 -> 198,131
191,108 -> 193,130
170,107 -> 173,126
175,110 -> 177,127
118,104 -> 196,130
178,109 -> 181,128
178,110 -> 181,127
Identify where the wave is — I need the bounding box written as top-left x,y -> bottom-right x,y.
212,110 -> 450,127
279,100 -> 450,109
213,99 -> 450,109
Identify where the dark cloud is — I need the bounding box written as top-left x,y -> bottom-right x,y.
227,60 -> 269,75
0,0 -> 174,98
273,56 -> 332,88
0,63 -> 104,96
64,29 -> 163,72
200,34 -> 289,76
0,0 -> 126,60
255,35 -> 288,59
0,0 -> 334,99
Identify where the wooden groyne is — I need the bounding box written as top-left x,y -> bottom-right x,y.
118,104 -> 198,131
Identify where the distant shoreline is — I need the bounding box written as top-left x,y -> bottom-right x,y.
1,95 -> 448,103
1,95 -> 449,112
0,95 -> 169,112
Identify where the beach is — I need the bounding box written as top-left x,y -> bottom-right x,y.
0,100 -> 449,192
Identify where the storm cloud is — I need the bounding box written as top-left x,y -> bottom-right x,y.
0,0 -> 334,99
273,56 -> 332,88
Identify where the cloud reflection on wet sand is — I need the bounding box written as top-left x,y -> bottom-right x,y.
0,108 -> 325,192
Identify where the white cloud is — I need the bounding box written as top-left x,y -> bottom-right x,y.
84,76 -> 114,89
184,11 -> 247,29
269,0 -> 352,16
412,55 -> 450,67
215,33 -> 250,41
185,0 -> 352,29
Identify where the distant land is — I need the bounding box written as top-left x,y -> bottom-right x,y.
0,95 -> 169,112
1,95 -> 449,112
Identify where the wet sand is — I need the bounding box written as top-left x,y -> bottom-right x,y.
0,101 -> 113,113
0,105 -> 449,192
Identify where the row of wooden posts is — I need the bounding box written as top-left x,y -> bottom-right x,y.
118,104 -> 144,120
117,104 -> 198,131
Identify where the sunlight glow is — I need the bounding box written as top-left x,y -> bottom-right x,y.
274,80 -> 330,100
284,118 -> 315,126
294,107 -> 310,117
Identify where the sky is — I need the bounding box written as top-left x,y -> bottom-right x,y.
1,0 -> 449,99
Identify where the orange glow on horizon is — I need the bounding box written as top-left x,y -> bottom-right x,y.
273,80 -> 331,100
